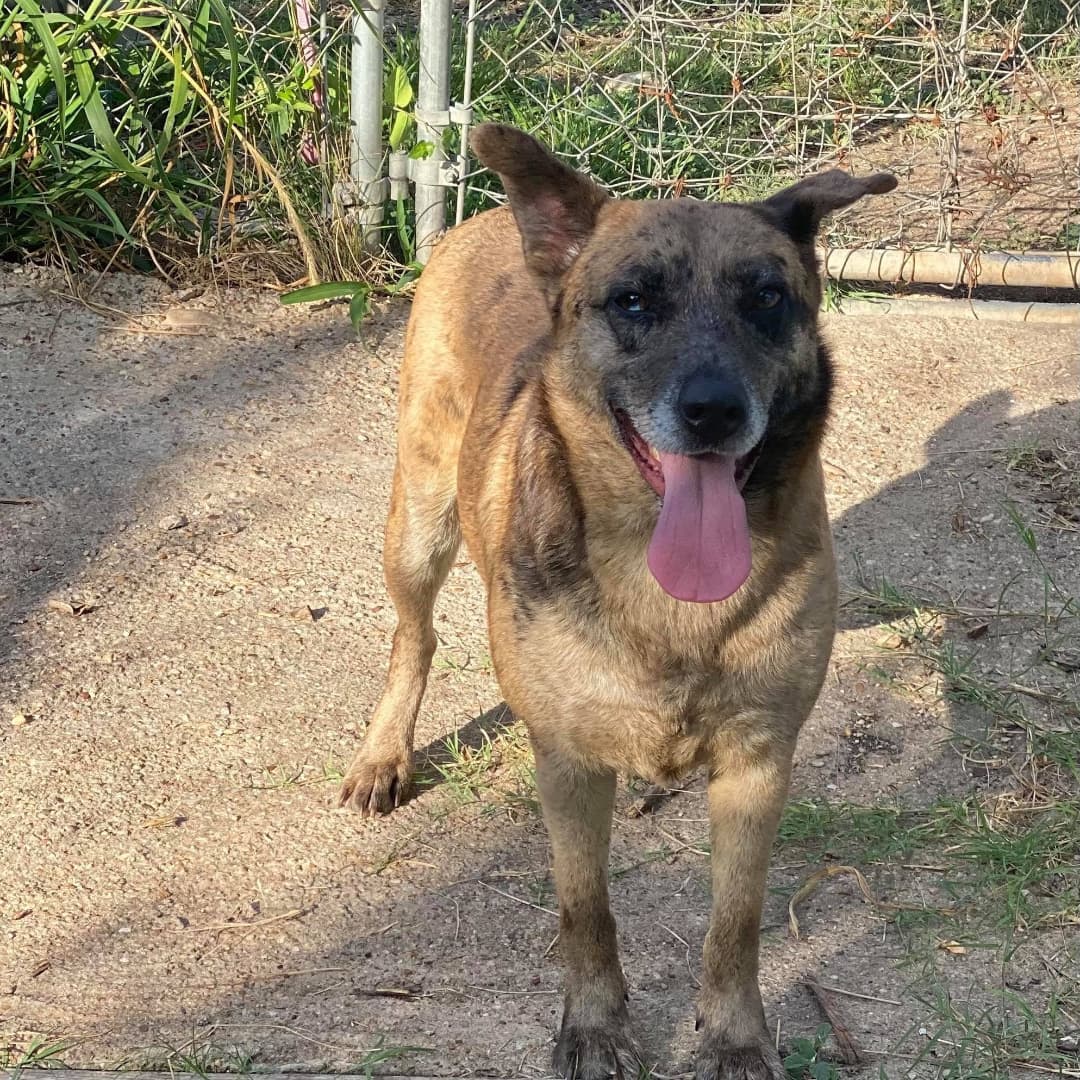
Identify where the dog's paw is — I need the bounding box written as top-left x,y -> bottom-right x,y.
338,752 -> 411,816
553,1013 -> 641,1080
695,1038 -> 787,1080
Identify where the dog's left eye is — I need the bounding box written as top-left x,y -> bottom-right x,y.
754,286 -> 783,310
611,291 -> 645,314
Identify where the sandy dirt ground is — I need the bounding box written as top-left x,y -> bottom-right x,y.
1,265 -> 1077,1078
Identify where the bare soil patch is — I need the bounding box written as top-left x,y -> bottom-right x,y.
2,266 -> 1077,1078
840,82 -> 1080,251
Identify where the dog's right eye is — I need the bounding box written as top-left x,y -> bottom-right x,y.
610,291 -> 645,314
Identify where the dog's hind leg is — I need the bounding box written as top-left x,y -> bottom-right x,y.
339,446 -> 461,816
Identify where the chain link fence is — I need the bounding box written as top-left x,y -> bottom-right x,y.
448,0 -> 1079,255
4,0 -> 1077,277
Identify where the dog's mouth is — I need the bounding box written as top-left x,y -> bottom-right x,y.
612,408 -> 763,605
612,408 -> 762,498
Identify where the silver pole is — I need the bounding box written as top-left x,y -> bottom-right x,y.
455,0 -> 478,226
350,0 -> 386,250
415,0 -> 452,262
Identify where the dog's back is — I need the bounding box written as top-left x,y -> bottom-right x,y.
396,206 -> 547,456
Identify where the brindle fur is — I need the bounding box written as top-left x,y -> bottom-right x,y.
338,125 -> 896,1080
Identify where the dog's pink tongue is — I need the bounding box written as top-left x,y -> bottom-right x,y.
646,453 -> 752,603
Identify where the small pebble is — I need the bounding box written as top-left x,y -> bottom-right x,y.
164,306 -> 222,329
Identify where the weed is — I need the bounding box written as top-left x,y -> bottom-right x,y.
2,0 -> 334,278
528,874 -> 555,909
421,716 -> 536,815
250,757 -> 346,789
130,1033 -> 253,1075
279,258 -> 423,331
351,1043 -> 431,1074
430,728 -> 496,805
777,787 -> 1080,933
0,1037 -> 72,1072
784,1024 -> 839,1080
822,280 -> 893,313
848,557 -> 937,621
778,799 -> 929,863
431,646 -> 476,674
930,641 -> 1028,726
9,0 -> 1076,276
908,982 -> 1080,1079
931,795 -> 1080,929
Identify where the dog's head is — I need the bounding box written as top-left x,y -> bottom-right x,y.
471,124 -> 896,602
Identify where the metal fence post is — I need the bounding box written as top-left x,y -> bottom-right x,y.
415,0 -> 452,262
454,0 -> 478,226
350,0 -> 387,250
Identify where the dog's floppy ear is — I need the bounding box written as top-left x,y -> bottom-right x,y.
470,123 -> 609,285
762,169 -> 897,245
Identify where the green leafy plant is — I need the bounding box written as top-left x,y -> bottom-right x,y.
280,279 -> 372,331
280,258 -> 421,330
386,61 -> 414,151
0,0 -> 342,279
0,1036 -> 72,1071
784,1025 -> 839,1080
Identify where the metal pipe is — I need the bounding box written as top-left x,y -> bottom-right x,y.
455,0 -> 478,226
819,247 -> 1080,291
350,0 -> 386,249
415,0 -> 452,262
834,297 -> 1080,325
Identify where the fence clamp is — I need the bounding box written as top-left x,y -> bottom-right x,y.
415,107 -> 452,128
407,153 -> 463,189
449,104 -> 473,125
387,152 -> 410,200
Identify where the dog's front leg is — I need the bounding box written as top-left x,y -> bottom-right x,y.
535,747 -> 640,1080
695,737 -> 794,1080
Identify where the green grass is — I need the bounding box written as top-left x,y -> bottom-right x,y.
432,638 -> 492,674
848,492 -> 1079,778
420,715 -> 538,816
829,489 -> 1080,944
0,1037 -> 72,1072
933,797 -> 1080,930
778,799 -> 930,863
907,983 -> 1080,1080
775,792 -> 1080,932
822,279 -> 893,313
120,1033 -> 254,1075
848,555 -> 939,620
249,757 -> 344,790
1,0 -> 372,280
429,727 -> 497,805
121,1036 -> 425,1076
350,1043 -> 433,1074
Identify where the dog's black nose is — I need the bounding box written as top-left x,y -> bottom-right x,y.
677,372 -> 748,444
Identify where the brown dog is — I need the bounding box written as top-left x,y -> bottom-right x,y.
339,125 -> 896,1080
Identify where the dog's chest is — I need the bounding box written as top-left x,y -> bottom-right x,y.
587,663 -> 732,781
503,614 -> 743,779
